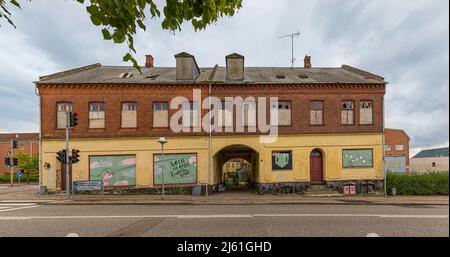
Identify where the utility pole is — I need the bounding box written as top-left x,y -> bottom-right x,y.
278,30 -> 300,68
65,111 -> 70,199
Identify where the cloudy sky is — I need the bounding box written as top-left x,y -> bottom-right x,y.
0,0 -> 448,155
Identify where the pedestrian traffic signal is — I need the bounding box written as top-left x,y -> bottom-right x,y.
3,157 -> 18,167
56,150 -> 67,163
12,140 -> 18,149
69,112 -> 78,128
72,149 -> 80,164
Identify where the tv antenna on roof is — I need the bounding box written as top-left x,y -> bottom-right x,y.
278,30 -> 300,68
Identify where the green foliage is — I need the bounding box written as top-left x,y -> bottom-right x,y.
386,172 -> 449,195
0,174 -> 39,183
1,0 -> 243,72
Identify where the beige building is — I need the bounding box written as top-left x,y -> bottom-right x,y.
410,147 -> 449,173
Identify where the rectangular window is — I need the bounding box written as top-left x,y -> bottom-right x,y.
272,102 -> 292,126
89,102 -> 105,129
342,149 -> 373,168
154,153 -> 197,184
182,102 -> 200,128
341,101 -> 354,125
56,103 -> 72,129
243,102 -> 256,127
89,155 -> 136,186
395,144 -> 404,151
218,101 -> 233,128
360,100 -> 373,125
121,102 -> 137,128
153,102 -> 168,128
384,145 -> 392,152
310,101 -> 323,125
272,151 -> 293,170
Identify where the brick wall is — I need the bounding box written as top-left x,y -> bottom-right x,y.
0,133 -> 39,175
38,83 -> 385,139
384,129 -> 410,174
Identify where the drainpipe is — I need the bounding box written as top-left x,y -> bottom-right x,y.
382,88 -> 387,196
34,83 -> 42,194
207,82 -> 212,196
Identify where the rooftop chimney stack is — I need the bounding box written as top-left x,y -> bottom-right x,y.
226,53 -> 245,81
304,55 -> 311,68
175,52 -> 200,81
145,55 -> 154,68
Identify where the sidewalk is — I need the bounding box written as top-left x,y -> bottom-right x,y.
0,186 -> 448,206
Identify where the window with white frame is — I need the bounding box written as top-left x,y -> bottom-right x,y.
56,103 -> 72,129
395,144 -> 404,151
89,102 -> 105,129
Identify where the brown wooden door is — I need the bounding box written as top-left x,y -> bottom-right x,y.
61,162 -> 72,191
310,150 -> 324,184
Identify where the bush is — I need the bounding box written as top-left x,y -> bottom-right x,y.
386,172 -> 449,195
0,174 -> 39,183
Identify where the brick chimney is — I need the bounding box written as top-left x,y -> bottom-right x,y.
145,55 -> 154,68
304,55 -> 311,68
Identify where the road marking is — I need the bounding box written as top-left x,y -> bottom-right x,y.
0,213 -> 447,220
66,233 -> 79,237
366,233 -> 380,237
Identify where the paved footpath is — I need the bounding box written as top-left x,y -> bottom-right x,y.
0,184 -> 448,206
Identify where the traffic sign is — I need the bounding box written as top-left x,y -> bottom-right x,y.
16,171 -> 23,177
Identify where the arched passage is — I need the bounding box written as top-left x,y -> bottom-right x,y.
214,145 -> 259,191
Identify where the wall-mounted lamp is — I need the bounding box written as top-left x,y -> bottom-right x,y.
44,162 -> 51,169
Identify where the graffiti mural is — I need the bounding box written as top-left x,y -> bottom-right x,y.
342,149 -> 373,168
89,155 -> 136,186
154,154 -> 197,184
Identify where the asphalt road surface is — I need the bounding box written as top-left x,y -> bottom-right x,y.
0,201 -> 448,237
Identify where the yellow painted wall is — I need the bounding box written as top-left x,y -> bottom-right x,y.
41,133 -> 383,191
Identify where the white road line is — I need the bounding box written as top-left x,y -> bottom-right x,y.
0,203 -> 37,206
0,213 -> 447,220
0,205 -> 38,213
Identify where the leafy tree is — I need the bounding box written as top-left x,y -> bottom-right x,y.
15,151 -> 39,184
1,0 -> 243,72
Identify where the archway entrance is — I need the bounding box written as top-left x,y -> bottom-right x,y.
215,145 -> 259,192
310,149 -> 324,184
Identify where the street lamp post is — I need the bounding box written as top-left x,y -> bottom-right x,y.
158,137 -> 167,198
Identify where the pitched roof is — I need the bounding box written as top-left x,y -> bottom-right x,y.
36,64 -> 386,85
0,133 -> 39,142
413,147 -> 449,158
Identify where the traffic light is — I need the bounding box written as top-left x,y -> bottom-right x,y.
12,140 -> 18,149
4,157 -> 10,166
13,158 -> 18,166
69,112 -> 78,128
56,150 -> 67,164
72,149 -> 80,164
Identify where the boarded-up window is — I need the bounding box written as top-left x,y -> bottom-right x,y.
243,102 -> 256,127
56,103 -> 72,129
341,101 -> 354,125
153,102 -> 168,128
384,145 -> 392,151
395,144 -> 404,151
218,102 -> 233,128
360,100 -> 373,125
121,102 -> 137,128
343,149 -> 373,168
310,101 -> 323,125
182,102 -> 200,128
89,102 -> 105,129
272,102 -> 291,126
89,155 -> 136,186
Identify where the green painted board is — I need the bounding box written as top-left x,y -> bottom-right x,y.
90,155 -> 136,186
343,149 -> 373,168
154,154 -> 197,184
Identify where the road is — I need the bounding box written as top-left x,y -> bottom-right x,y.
0,201 -> 447,237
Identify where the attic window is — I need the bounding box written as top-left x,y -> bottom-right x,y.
276,75 -> 286,79
299,74 -> 309,79
119,72 -> 133,78
146,74 -> 159,80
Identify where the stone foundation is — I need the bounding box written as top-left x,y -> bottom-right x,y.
253,182 -> 310,195
326,180 -> 384,194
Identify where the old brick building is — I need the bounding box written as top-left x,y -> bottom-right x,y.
0,133 -> 39,175
36,53 -> 387,194
384,128 -> 410,175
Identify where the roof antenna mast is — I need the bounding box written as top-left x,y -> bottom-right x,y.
278,30 -> 300,68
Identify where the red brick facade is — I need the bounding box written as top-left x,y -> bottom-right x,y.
38,83 -> 385,139
384,128 -> 410,174
0,133 -> 39,175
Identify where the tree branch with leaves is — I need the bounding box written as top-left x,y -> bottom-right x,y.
1,0 -> 242,72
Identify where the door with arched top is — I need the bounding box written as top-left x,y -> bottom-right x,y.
310,150 -> 324,184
